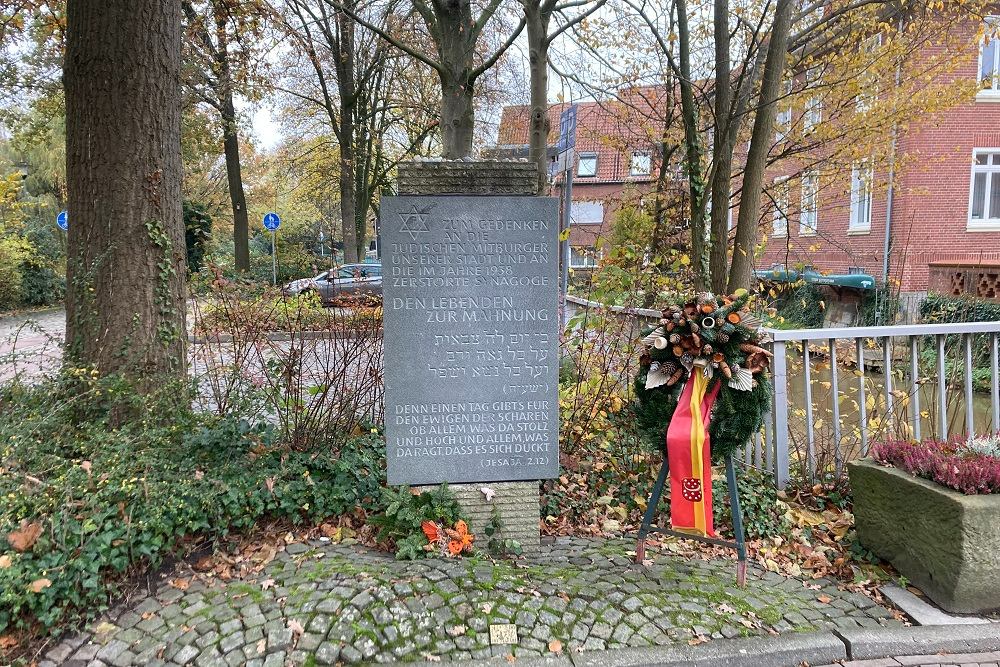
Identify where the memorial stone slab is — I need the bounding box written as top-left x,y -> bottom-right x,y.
381,195 -> 560,486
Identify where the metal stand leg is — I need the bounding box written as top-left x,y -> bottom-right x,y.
725,454 -> 749,587
635,457 -> 670,564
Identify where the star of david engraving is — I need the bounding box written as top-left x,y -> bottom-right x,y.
398,205 -> 430,241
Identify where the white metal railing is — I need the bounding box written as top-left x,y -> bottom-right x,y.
564,296 -> 1000,489
759,321 -> 1000,488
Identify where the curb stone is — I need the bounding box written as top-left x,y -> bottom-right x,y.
396,624 -> 1000,667
569,631 -> 847,667
834,623 -> 1000,660
400,632 -> 848,667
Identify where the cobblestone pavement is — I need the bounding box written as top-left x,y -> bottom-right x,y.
824,653 -> 1000,667
42,537 -> 903,666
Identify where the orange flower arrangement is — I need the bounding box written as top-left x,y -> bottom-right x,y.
421,519 -> 475,557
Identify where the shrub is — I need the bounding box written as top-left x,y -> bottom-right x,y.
871,438 -> 1000,494
920,292 -> 1000,323
368,485 -> 468,560
0,372 -> 383,634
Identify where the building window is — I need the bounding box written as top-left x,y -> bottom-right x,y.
776,79 -> 793,141
980,17 -> 1000,95
772,178 -> 789,237
630,151 -> 651,176
804,67 -> 822,132
577,153 -> 597,177
570,246 -> 599,268
570,201 -> 604,225
799,171 -> 818,235
849,162 -> 873,232
856,34 -> 882,112
970,149 -> 1000,226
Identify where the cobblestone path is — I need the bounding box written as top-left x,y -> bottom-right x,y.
42,538 -> 902,666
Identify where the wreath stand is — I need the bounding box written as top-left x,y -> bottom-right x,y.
634,453 -> 748,587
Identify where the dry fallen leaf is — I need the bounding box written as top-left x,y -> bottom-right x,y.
29,577 -> 52,593
548,639 -> 563,654
688,635 -> 710,646
7,520 -> 43,552
169,578 -> 190,591
256,639 -> 266,655
0,634 -> 19,650
193,556 -> 214,572
287,619 -> 304,637
505,655 -> 517,664
261,579 -> 275,591
817,594 -> 832,604
81,460 -> 92,475
0,555 -> 11,569
141,612 -> 155,620
447,625 -> 466,637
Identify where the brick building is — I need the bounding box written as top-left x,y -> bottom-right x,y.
757,13 -> 1000,303
495,12 -> 1000,302
494,87 -> 675,269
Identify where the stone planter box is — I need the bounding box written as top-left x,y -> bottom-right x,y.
848,458 -> 1000,614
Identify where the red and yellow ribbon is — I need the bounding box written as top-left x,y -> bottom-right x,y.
666,371 -> 721,537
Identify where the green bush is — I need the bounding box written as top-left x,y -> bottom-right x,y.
920,292 -> 1000,323
774,282 -> 825,329
368,485 -> 467,560
0,373 -> 383,634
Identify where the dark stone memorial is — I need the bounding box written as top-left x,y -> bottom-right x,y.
381,195 -> 560,486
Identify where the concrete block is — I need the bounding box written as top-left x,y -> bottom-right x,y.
849,459 -> 1000,614
836,624 -> 1000,660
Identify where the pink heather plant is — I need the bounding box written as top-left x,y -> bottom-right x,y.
871,435 -> 1000,495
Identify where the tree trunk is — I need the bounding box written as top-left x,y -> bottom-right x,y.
525,5 -> 551,192
727,0 -> 794,292
214,4 -> 250,272
336,9 -> 359,263
675,0 -> 709,290
64,0 -> 186,381
221,98 -> 250,272
708,0 -> 732,294
437,3 -> 476,160
439,72 -> 475,159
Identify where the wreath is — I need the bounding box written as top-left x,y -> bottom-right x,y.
633,290 -> 772,460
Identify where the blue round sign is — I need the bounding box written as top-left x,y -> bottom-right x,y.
263,212 -> 281,231
56,210 -> 68,231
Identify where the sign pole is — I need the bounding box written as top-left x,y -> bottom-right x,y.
561,165 -> 573,330
271,230 -> 277,286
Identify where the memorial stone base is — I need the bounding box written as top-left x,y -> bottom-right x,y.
399,159 -> 543,554
417,481 -> 541,551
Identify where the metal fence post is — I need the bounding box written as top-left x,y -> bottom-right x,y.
771,340 -> 790,489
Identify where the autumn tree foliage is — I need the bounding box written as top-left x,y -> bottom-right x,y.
565,0 -> 992,292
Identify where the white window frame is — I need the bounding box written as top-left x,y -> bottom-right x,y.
630,151 -> 652,176
804,67 -> 822,132
776,79 -> 793,141
569,246 -> 600,268
978,16 -> 1000,100
799,171 -> 819,236
968,148 -> 1000,230
577,152 -> 598,177
856,34 -> 882,113
849,162 -> 874,233
772,177 -> 789,237
570,200 -> 604,225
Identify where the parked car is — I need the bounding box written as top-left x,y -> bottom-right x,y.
282,263 -> 382,304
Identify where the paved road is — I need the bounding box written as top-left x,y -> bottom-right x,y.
0,307 -> 65,379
